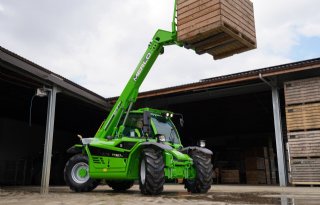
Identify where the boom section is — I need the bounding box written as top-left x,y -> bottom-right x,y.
94,30 -> 177,139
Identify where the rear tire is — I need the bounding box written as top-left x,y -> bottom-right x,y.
139,148 -> 165,195
64,154 -> 100,192
106,180 -> 134,191
185,150 -> 213,193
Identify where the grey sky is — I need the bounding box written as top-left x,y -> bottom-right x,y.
0,0 -> 320,97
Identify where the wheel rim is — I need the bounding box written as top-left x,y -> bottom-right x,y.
71,162 -> 90,184
140,159 -> 146,185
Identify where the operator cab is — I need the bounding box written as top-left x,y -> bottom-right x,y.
119,109 -> 181,145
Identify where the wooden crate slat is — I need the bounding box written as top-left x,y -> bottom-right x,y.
290,153 -> 320,158
225,0 -> 254,19
177,0 -> 209,12
284,77 -> 320,105
289,137 -> 320,143
178,21 -> 223,43
178,9 -> 221,31
222,0 -> 255,28
178,15 -> 222,37
292,182 -> 320,185
289,139 -> 320,145
288,130 -> 320,140
178,0 -> 221,22
292,167 -> 320,171
290,146 -> 320,150
292,168 -> 320,172
291,158 -> 320,164
286,86 -> 320,93
220,16 -> 256,43
286,120 -> 320,126
285,77 -> 320,89
220,9 -> 255,40
286,123 -> 320,132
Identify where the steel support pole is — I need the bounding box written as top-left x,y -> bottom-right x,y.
271,87 -> 288,186
40,86 -> 57,194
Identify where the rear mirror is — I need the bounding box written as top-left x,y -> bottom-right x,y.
143,111 -> 151,137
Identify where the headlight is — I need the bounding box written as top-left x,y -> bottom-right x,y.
199,140 -> 206,148
157,135 -> 166,142
81,138 -> 94,145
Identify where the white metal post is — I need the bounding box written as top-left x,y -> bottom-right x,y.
40,86 -> 57,194
271,86 -> 288,186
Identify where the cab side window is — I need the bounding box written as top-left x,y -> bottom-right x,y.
121,114 -> 144,138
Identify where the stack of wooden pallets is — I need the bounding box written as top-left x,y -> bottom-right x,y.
244,146 -> 277,185
285,77 -> 320,186
245,155 -> 266,184
177,0 -> 256,60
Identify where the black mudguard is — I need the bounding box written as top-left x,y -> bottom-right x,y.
67,145 -> 83,154
180,146 -> 213,155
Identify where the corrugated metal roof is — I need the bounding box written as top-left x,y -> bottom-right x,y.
201,58 -> 320,82
0,46 -> 109,110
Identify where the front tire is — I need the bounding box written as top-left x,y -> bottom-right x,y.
106,180 -> 134,191
139,148 -> 165,195
64,154 -> 100,192
185,150 -> 213,193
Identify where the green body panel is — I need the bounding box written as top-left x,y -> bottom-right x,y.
84,132 -> 195,180
70,1 -> 201,182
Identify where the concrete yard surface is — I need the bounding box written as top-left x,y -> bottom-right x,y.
0,185 -> 320,205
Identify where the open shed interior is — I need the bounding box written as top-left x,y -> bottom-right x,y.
0,67 -> 105,185
1,71 -> 282,186
138,85 -> 283,185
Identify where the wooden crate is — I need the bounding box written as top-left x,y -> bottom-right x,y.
286,103 -> 320,132
288,131 -> 320,158
284,77 -> 320,106
246,170 -> 266,184
221,169 -> 240,184
245,157 -> 266,170
177,0 -> 256,60
290,158 -> 320,185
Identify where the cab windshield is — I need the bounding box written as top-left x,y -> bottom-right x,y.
119,113 -> 180,144
151,116 -> 180,144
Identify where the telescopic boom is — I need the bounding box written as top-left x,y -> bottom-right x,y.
94,1 -> 179,139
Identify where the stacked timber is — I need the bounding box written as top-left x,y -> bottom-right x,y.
177,0 -> 257,60
284,77 -> 320,186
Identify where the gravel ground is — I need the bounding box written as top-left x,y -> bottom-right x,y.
0,185 -> 320,205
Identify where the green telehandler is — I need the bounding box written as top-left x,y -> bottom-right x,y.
64,0 -> 213,195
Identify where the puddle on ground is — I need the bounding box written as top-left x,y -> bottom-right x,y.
1,187 -> 320,205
